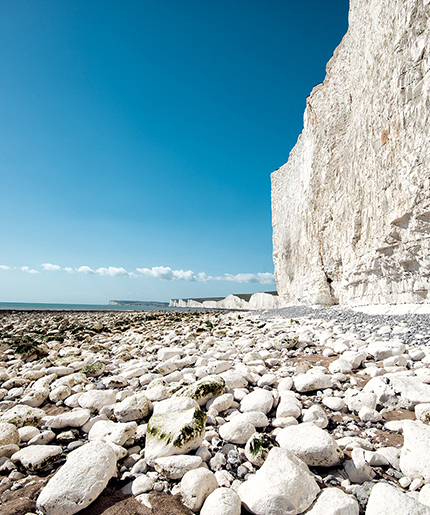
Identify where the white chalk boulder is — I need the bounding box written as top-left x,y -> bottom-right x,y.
145,407 -> 206,464
200,487 -> 242,515
181,468 -> 218,512
366,482 -> 430,515
238,447 -> 320,515
306,488 -> 359,515
36,441 -> 121,515
276,422 -> 343,467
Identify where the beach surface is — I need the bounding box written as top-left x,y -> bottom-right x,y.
1,307 -> 430,514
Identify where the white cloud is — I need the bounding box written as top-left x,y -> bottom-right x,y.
220,272 -> 275,284
137,266 -> 274,285
41,263 -> 61,271
0,265 -> 10,270
64,267 -> 74,273
137,266 -> 196,282
76,266 -> 96,274
96,267 -> 137,278
21,266 -> 40,274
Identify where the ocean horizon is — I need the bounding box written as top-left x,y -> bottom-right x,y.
0,301 -> 186,312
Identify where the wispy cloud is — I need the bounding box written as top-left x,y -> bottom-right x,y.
76,266 -> 96,274
137,266 -> 196,282
41,263 -> 61,271
137,266 -> 275,284
221,272 -> 275,284
3,261 -> 274,285
21,266 -> 40,274
96,267 -> 137,278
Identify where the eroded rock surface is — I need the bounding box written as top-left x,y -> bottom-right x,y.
272,0 -> 430,307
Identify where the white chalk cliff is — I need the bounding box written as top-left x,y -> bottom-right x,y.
272,0 -> 430,306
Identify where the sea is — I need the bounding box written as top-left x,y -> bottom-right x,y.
0,302 -> 184,312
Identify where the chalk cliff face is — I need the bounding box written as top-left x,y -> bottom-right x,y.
272,0 -> 430,306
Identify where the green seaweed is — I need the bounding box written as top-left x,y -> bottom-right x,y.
81,362 -> 105,375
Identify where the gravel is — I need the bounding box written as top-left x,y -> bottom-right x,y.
259,306 -> 430,346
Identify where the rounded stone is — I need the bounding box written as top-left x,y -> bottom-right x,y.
181,468 -> 218,512
219,419 -> 255,445
200,487 -> 242,515
240,389 -> 273,415
0,423 -> 20,447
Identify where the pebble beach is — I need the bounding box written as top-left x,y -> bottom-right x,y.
2,307 -> 430,514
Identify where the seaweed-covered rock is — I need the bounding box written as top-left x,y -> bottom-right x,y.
0,404 -> 46,428
245,433 -> 277,467
174,375 -> 225,406
145,407 -> 206,464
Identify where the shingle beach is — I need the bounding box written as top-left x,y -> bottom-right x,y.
1,307 -> 430,514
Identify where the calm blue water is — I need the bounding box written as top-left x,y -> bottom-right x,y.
0,302 -> 179,311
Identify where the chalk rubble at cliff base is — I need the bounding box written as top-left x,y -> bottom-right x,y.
1,309 -> 430,514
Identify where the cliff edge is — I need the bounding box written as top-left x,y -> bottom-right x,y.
272,0 -> 430,307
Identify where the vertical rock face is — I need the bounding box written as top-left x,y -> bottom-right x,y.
272,0 -> 430,306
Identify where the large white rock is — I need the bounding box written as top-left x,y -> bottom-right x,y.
0,422 -> 19,447
345,390 -> 377,413
206,393 -> 234,413
36,441 -> 120,515
200,487 -> 242,515
322,396 -> 345,411
219,370 -> 248,390
49,385 -> 72,403
276,422 -> 343,467
276,392 -> 302,419
364,375 -> 430,410
78,389 -> 117,412
181,468 -> 218,512
344,448 -> 375,484
0,404 -> 46,428
400,420 -> 430,481
233,411 -> 269,428
152,397 -> 199,415
415,403 -> 430,423
219,418 -> 255,445
145,407 -> 206,464
239,388 -> 273,415
44,409 -> 91,429
238,447 -> 320,515
153,455 -> 202,479
88,419 -> 137,446
21,387 -> 50,407
366,482 -> 430,515
174,375 -> 225,406
294,370 -> 332,393
302,405 -> 328,428
367,342 -> 406,361
12,445 -> 62,471
306,488 -> 359,515
113,392 -> 152,422
271,0 -> 430,307
244,432 -> 276,467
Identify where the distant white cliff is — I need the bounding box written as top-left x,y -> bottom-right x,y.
272,0 -> 430,306
169,292 -> 279,310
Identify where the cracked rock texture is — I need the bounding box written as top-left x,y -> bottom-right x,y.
272,0 -> 430,307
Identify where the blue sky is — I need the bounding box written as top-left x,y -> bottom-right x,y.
0,0 -> 349,304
